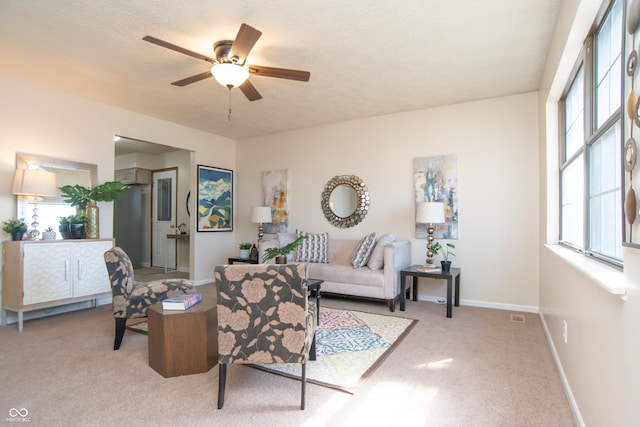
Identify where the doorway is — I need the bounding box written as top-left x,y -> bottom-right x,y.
113,136 -> 192,273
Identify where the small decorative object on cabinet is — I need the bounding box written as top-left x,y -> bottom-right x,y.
250,244 -> 258,262
41,227 -> 56,240
1,218 -> 28,241
1,239 -> 114,331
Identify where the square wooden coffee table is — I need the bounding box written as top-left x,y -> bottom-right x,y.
147,297 -> 218,378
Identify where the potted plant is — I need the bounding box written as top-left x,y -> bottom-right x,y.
239,242 -> 252,259
42,227 -> 57,240
262,235 -> 306,264
2,218 -> 28,241
59,214 -> 87,239
60,181 -> 127,238
431,241 -> 456,272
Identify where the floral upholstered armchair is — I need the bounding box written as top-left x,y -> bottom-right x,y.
103,247 -> 195,350
215,263 -> 317,410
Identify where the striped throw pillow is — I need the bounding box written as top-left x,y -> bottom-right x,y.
351,232 -> 377,268
295,231 -> 329,263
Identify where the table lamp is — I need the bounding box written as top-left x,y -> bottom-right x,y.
416,201 -> 445,265
12,169 -> 58,239
251,206 -> 272,240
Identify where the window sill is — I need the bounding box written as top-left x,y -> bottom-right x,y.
544,244 -> 630,300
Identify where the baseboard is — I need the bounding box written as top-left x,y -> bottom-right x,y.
415,295 -> 539,313
539,313 -> 585,427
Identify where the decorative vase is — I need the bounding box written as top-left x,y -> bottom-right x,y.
239,249 -> 250,259
42,231 -> 57,240
250,244 -> 258,262
86,202 -> 99,239
11,231 -> 24,241
441,260 -> 451,272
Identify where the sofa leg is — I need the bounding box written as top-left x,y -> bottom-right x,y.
388,298 -> 395,312
218,363 -> 227,409
113,318 -> 126,350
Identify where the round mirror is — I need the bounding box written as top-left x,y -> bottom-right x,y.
329,184 -> 357,218
321,175 -> 370,228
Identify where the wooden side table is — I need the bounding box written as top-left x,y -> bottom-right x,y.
147,298 -> 218,378
400,265 -> 461,318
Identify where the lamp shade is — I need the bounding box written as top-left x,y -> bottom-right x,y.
251,206 -> 272,223
211,63 -> 250,88
12,169 -> 57,197
416,202 -> 445,224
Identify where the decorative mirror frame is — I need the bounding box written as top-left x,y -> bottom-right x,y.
321,175 -> 370,228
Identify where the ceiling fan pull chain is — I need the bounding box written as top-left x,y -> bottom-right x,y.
227,87 -> 232,122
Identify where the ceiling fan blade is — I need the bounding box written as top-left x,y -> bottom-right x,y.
239,80 -> 263,101
248,65 -> 310,82
229,24 -> 262,63
143,35 -> 215,63
171,71 -> 213,86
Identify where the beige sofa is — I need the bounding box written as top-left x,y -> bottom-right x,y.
258,233 -> 411,311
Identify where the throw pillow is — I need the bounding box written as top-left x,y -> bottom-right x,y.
294,231 -> 329,263
367,233 -> 398,270
351,232 -> 377,268
277,232 -> 298,261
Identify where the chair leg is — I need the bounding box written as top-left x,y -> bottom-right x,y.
113,318 -> 126,350
301,362 -> 306,410
310,335 -> 317,361
218,363 -> 227,409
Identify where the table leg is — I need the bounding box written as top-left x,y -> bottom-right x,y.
455,274 -> 460,307
315,289 -> 321,325
446,277 -> 452,318
412,276 -> 418,301
400,272 -> 407,311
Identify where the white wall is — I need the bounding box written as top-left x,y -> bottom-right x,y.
237,92 -> 541,310
0,73 -> 235,288
537,0 -> 640,425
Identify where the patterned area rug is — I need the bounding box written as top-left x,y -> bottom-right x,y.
253,307 -> 417,394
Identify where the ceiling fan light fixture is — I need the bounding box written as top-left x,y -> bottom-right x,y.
211,63 -> 249,88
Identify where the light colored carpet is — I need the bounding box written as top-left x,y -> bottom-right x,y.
0,283 -> 576,426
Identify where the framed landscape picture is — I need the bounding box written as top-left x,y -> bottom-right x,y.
197,165 -> 233,232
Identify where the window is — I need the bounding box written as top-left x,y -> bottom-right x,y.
559,0 -> 623,265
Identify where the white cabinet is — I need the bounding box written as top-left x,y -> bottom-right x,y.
2,239 -> 114,331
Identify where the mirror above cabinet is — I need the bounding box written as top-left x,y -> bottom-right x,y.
321,175 -> 370,228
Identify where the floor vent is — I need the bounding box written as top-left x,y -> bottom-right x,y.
510,313 -> 525,323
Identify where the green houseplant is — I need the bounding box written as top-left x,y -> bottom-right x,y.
2,218 -> 28,241
60,181 -> 127,239
262,235 -> 306,264
431,241 -> 456,271
59,214 -> 87,239
239,242 -> 252,259
42,226 -> 57,240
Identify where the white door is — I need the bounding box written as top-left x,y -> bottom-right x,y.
152,168 -> 177,269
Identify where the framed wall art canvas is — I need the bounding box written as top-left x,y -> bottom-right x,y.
197,165 -> 233,232
414,154 -> 458,239
261,169 -> 290,233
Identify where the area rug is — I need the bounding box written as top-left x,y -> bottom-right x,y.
252,307 -> 417,394
126,320 -> 148,335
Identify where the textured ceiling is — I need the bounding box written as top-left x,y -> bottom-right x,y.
0,0 -> 561,140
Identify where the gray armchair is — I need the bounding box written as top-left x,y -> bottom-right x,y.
103,246 -> 195,350
215,263 -> 317,410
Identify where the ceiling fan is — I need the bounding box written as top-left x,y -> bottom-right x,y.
143,23 -> 310,102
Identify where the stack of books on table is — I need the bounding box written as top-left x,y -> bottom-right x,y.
162,293 -> 202,311
417,265 -> 441,272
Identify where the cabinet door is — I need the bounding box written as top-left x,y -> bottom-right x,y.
72,241 -> 113,297
23,243 -> 73,305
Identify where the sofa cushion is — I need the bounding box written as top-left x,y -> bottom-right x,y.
307,262 -> 385,288
295,231 -> 329,263
351,232 -> 377,268
367,232 -> 398,270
